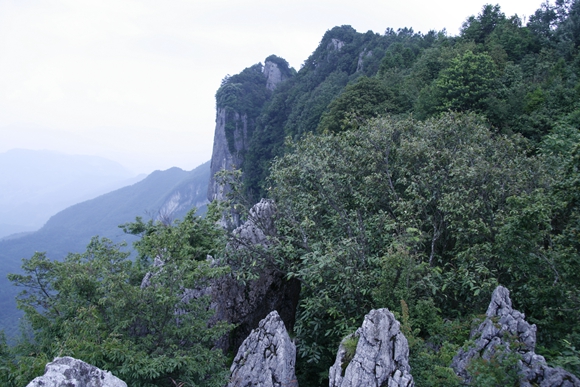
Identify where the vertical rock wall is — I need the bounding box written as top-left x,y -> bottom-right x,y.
207,59 -> 289,202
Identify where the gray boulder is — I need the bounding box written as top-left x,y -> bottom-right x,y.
451,286 -> 580,387
26,356 -> 127,387
329,308 -> 414,387
228,310 -> 298,387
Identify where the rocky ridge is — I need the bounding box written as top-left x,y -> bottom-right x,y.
207,58 -> 289,202
212,199 -> 300,353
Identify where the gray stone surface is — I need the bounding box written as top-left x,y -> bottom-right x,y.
207,106 -> 247,202
451,286 -> 580,387
228,310 -> 298,387
263,60 -> 285,91
26,356 -> 127,387
329,308 -> 414,387
232,198 -> 277,246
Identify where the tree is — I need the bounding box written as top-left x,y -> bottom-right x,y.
241,113 -> 545,385
4,205 -> 230,387
434,50 -> 498,113
317,76 -> 395,133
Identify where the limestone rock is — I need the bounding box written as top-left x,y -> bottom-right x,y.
263,60 -> 285,91
26,356 -> 127,387
329,38 -> 345,51
207,106 -> 248,202
228,310 -> 298,387
232,198 -> 277,246
451,286 -> 580,387
329,308 -> 414,387
207,58 -> 289,203
212,267 -> 300,354
213,199 -> 300,353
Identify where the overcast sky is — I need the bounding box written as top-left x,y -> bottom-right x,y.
0,0 -> 545,174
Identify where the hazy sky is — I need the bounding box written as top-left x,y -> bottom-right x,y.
0,0 -> 545,174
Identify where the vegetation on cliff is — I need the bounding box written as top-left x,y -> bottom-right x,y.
3,1 -> 580,386
1,205 -> 230,387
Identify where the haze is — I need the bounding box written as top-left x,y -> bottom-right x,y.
0,0 -> 544,174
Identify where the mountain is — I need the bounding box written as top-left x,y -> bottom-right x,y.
208,27 -> 411,202
0,149 -> 143,238
0,161 -> 210,338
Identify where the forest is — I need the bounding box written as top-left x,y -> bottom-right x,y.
2,1 -> 580,386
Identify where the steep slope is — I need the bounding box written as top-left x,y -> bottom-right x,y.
0,161 -> 210,338
208,56 -> 293,201
208,26 -> 422,202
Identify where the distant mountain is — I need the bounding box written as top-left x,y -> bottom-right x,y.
0,149 -> 143,238
0,161 -> 210,338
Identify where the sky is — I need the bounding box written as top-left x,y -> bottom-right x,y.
0,0 -> 546,175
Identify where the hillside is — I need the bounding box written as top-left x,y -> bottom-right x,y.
2,1 -> 580,386
205,3 -> 580,385
0,161 -> 210,337
0,149 -> 142,238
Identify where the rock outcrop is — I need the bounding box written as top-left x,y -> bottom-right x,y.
26,356 -> 127,387
213,199 -> 300,353
451,286 -> 580,387
263,60 -> 286,91
227,310 -> 298,387
329,308 -> 414,387
207,58 -> 289,202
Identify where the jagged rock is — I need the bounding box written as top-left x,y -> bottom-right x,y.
212,266 -> 300,354
451,286 -> 580,387
232,198 -> 277,246
356,49 -> 373,73
329,38 -> 345,51
213,199 -> 300,353
228,310 -> 298,387
26,356 -> 127,387
329,308 -> 414,387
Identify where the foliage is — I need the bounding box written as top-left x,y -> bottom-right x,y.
317,76 -> 395,133
3,205 -> 231,387
247,112 -> 545,385
466,349 -> 521,387
215,64 -> 271,156
434,50 -> 499,113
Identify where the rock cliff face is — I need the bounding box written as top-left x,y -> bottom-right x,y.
227,310 -> 298,387
207,59 -> 289,202
212,199 -> 300,353
451,286 -> 580,387
26,356 -> 127,387
329,308 -> 414,387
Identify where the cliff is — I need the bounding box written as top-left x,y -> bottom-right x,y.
208,57 -> 291,202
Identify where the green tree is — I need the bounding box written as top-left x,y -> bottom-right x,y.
239,113 -> 545,385
4,206 -> 230,387
434,50 -> 498,113
317,76 -> 395,133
